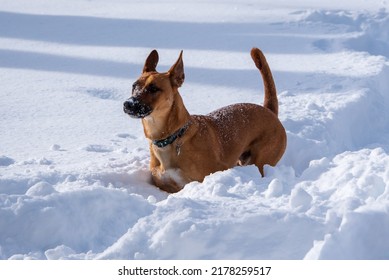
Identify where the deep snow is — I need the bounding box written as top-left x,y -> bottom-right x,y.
1,0 -> 389,260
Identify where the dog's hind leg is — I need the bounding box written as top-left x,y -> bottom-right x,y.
250,140 -> 285,177
237,150 -> 252,166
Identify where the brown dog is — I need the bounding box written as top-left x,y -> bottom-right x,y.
124,48 -> 286,193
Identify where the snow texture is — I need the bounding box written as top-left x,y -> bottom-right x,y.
1,0 -> 389,260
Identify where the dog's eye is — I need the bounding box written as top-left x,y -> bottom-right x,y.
146,84 -> 160,94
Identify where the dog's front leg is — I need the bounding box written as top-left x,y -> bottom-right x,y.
149,144 -> 163,185
148,145 -> 183,193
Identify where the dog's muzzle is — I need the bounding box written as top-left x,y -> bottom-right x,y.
123,97 -> 152,118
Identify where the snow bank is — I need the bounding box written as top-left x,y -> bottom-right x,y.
1,0 -> 389,260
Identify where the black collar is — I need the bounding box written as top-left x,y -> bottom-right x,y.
152,122 -> 190,148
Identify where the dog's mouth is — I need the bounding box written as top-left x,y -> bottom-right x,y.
123,98 -> 152,118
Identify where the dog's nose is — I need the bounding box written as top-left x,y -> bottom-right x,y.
123,97 -> 152,118
123,99 -> 138,116
123,100 -> 132,111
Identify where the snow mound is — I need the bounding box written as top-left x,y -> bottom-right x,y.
0,156 -> 15,167
1,185 -> 154,259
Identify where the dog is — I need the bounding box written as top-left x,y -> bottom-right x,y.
123,48 -> 286,193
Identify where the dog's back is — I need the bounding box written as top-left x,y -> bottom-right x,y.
199,48 -> 286,175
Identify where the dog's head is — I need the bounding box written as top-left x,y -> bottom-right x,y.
123,50 -> 185,118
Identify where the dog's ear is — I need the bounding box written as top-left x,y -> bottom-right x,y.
143,50 -> 159,73
168,50 -> 185,88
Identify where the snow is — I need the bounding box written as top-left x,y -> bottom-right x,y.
1,0 -> 389,260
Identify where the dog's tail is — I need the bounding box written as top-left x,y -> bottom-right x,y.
250,48 -> 278,116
